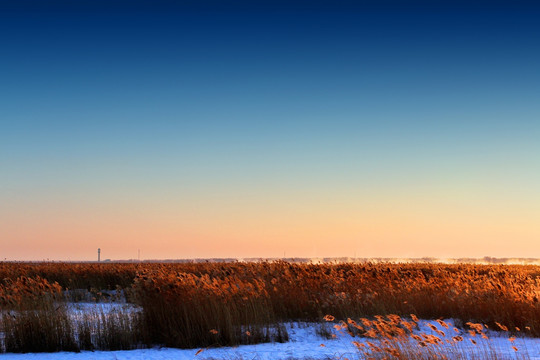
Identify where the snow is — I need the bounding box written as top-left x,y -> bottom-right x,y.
66,302 -> 141,315
1,318 -> 540,359
2,303 -> 540,359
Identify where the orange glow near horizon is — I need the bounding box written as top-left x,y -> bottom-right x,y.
2,181 -> 539,261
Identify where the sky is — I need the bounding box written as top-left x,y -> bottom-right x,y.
1,1 -> 539,261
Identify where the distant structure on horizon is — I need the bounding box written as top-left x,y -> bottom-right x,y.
98,248 -> 101,262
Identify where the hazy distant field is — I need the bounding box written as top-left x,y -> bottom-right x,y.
1,261 -> 540,358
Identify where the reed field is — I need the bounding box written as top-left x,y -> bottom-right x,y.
1,261 -> 540,358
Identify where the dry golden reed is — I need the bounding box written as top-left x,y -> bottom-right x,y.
2,260 -> 540,352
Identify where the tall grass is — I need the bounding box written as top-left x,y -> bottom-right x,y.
0,276 -> 76,352
2,261 -> 540,353
1,303 -> 79,353
325,314 -> 530,360
0,276 -> 143,352
133,271 -> 288,348
83,307 -> 143,350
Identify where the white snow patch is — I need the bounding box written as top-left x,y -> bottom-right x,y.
1,316 -> 540,359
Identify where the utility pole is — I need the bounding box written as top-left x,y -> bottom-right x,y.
98,248 -> 101,262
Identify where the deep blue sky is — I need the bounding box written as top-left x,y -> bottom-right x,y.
1,1 -> 539,260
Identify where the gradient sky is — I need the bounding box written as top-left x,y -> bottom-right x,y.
1,1 -> 539,261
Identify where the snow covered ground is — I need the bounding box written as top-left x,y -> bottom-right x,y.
66,302 -> 141,316
1,316 -> 539,359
